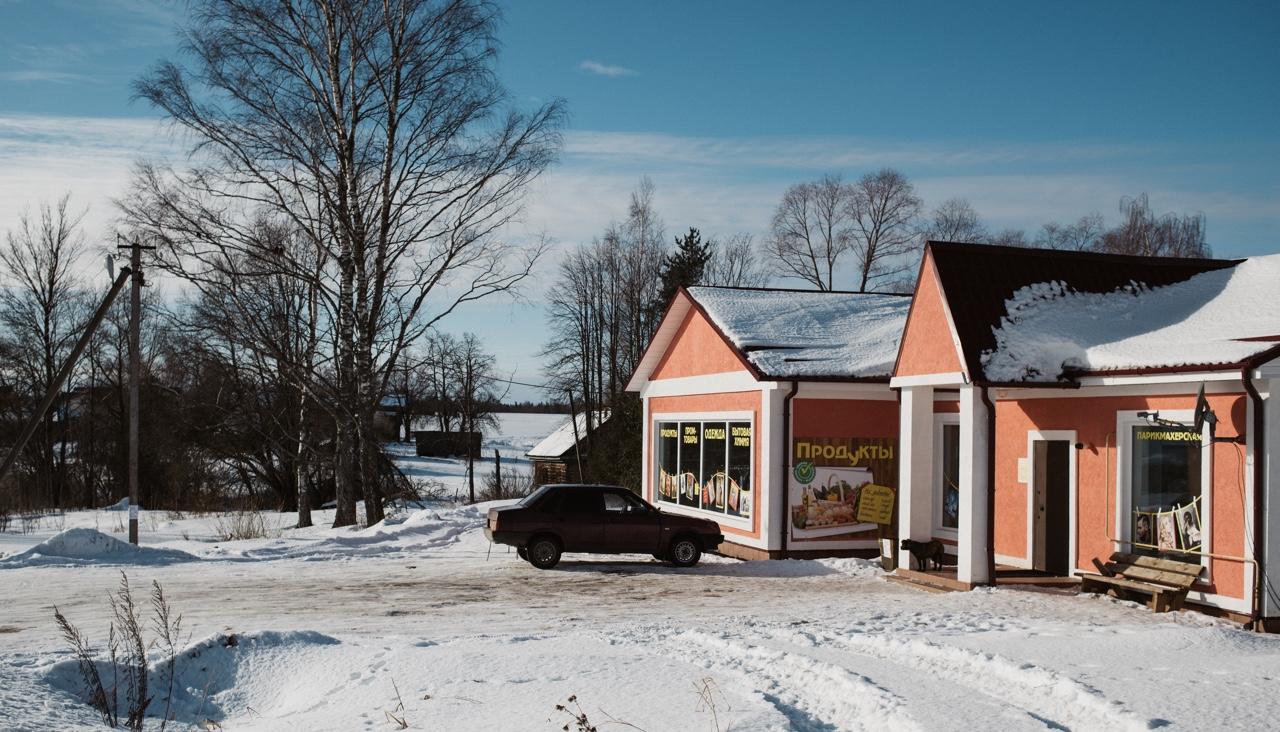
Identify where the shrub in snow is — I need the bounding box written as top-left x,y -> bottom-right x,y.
51,573 -> 183,731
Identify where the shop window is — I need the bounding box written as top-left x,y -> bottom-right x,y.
727,422 -> 752,517
655,422 -> 680,503
678,422 -> 701,507
1129,425 -> 1203,557
939,422 -> 960,531
653,418 -> 752,520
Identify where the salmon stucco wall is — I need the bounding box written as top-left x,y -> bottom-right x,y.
895,253 -> 966,378
994,392 -> 1249,601
651,306 -> 750,380
648,390 -> 763,540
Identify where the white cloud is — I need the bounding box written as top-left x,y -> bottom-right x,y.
0,70 -> 86,83
578,59 -> 637,78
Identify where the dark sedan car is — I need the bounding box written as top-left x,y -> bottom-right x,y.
484,483 -> 724,569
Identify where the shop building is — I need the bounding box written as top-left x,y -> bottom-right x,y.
626,286 -> 911,560
892,242 -> 1280,624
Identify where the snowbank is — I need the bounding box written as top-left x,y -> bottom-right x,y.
0,528 -> 199,568
43,630 -> 342,727
982,254 -> 1280,381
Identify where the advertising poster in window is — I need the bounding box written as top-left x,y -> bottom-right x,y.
654,420 -> 752,519
656,422 -> 680,503
790,436 -> 896,540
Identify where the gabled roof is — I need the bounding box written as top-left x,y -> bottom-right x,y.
923,241 -> 1280,382
626,285 -> 912,388
526,411 -> 609,460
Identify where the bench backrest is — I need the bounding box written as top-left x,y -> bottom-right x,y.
1107,552 -> 1201,589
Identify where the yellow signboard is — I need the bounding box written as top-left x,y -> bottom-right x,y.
856,484 -> 895,525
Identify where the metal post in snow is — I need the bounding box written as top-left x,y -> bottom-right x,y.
127,240 -> 142,545
118,236 -> 154,546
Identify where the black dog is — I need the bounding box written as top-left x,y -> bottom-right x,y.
900,538 -> 945,571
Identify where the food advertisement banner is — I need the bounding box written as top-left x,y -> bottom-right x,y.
790,436 -> 896,540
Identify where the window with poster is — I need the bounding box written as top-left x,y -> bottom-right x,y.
1118,411 -> 1209,568
934,414 -> 960,536
654,418 -> 752,520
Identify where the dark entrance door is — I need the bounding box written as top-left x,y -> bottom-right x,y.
1033,440 -> 1072,575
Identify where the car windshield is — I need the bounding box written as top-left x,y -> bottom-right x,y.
516,485 -> 555,507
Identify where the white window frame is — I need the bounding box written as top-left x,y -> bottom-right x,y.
933,413 -> 961,539
1114,409 -> 1212,575
652,410 -> 755,530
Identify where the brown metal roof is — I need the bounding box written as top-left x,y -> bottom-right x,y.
926,241 -> 1244,382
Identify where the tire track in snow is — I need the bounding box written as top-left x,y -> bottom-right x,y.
773,628 -> 1156,732
664,629 -> 923,732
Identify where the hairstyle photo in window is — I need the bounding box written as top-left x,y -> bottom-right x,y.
702,423 -> 728,512
1131,425 -> 1202,558
728,422 -> 752,518
656,422 -> 680,503
678,422 -> 701,506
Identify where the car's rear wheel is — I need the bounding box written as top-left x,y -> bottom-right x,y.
517,547 -> 528,560
527,537 -> 561,569
668,537 -> 702,567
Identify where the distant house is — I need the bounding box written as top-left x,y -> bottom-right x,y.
526,412 -> 608,486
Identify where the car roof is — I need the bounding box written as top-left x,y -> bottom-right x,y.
540,483 -> 627,491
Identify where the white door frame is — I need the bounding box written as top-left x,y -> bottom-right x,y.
1024,430 -> 1078,574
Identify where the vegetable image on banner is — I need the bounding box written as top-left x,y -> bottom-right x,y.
789,436 -> 896,540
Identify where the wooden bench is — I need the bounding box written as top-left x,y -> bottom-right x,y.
1079,552 -> 1202,613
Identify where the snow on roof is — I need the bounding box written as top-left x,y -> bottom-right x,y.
526,411 -> 609,459
981,253 -> 1280,382
688,286 -> 912,379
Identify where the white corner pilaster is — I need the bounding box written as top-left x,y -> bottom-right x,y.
898,385 -> 934,569
1260,377 -> 1280,618
763,385 -> 787,552
958,385 -> 991,585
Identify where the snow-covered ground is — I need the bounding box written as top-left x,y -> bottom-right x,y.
1,411 -> 1278,730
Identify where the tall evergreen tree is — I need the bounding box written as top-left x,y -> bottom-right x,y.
652,227 -> 712,317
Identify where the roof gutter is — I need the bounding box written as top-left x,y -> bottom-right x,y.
980,384 -> 998,586
779,381 -> 799,559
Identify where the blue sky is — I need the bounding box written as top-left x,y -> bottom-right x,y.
1,1 -> 1278,401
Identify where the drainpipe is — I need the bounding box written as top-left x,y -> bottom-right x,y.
980,385 -> 997,586
1244,367 -> 1267,630
779,381 -> 799,559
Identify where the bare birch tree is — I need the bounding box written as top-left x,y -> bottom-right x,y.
923,198 -> 987,243
0,195 -> 89,509
1095,194 -> 1209,257
766,175 -> 854,291
848,168 -> 922,292
705,233 -> 769,287
121,0 -> 563,527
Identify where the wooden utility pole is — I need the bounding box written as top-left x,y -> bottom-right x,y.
119,237 -> 154,545
0,267 -> 131,490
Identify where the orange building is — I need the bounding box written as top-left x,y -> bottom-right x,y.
626,286 -> 911,559
892,242 -> 1280,625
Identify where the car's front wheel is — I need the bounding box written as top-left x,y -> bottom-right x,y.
526,537 -> 561,569
668,537 -> 702,567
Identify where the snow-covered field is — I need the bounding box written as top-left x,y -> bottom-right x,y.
388,411 -> 569,498
1,412 -> 1279,730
